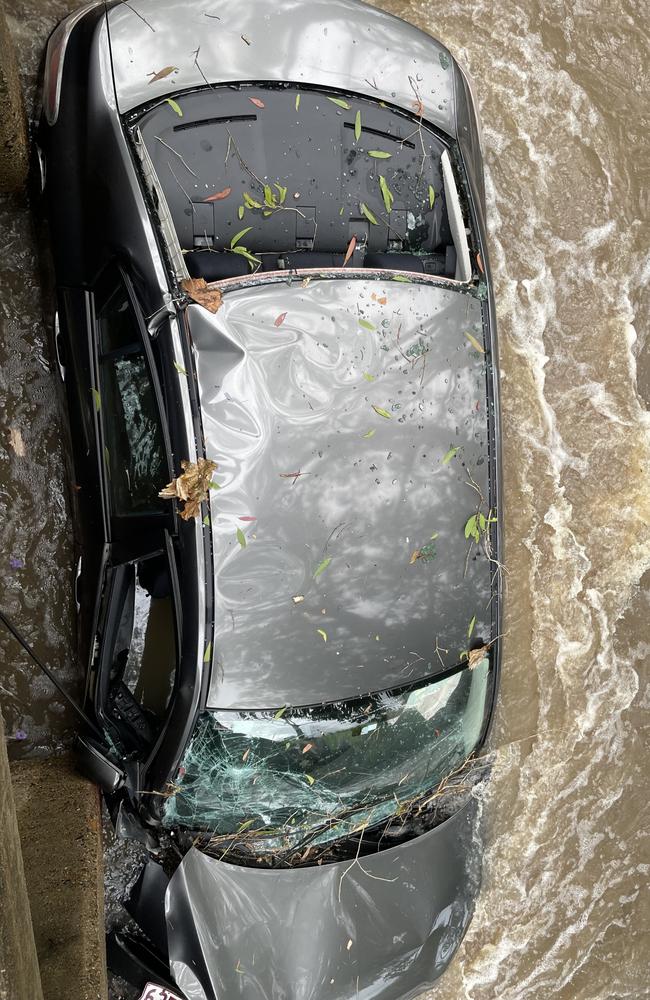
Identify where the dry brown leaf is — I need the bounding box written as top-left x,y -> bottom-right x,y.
181,277 -> 223,314
249,97 -> 265,108
468,645 -> 489,669
302,743 -> 314,754
476,252 -> 484,274
274,312 -> 287,327
8,426 -> 25,457
204,187 -> 231,202
148,65 -> 178,83
343,235 -> 357,266
409,549 -> 420,565
159,458 -> 218,521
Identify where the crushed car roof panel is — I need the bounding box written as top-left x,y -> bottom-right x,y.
187,276 -> 494,710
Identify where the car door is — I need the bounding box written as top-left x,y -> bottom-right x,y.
60,261 -> 175,690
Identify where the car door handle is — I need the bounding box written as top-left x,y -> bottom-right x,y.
53,310 -> 66,382
74,555 -> 82,613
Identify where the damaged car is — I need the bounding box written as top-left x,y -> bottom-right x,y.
39,0 -> 502,997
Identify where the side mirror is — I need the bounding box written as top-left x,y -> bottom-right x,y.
75,734 -> 125,793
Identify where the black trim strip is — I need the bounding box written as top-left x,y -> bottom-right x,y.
173,114 -> 257,132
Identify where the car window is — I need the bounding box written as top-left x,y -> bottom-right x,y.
96,272 -> 167,516
106,555 -> 178,752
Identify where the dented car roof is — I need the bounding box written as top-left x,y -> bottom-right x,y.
187,275 -> 493,710
106,0 -> 457,133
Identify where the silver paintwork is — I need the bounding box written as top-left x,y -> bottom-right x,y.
165,797 -> 481,1000
188,275 -> 493,710
106,0 -> 457,133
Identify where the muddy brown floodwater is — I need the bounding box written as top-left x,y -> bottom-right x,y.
1,1 -> 649,998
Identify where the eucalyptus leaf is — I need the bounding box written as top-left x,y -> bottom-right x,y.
314,556 -> 331,579
360,202 -> 379,225
230,226 -> 253,248
327,96 -> 350,109
354,110 -> 361,141
368,150 -> 391,159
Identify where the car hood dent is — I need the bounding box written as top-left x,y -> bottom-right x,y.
106,0 -> 456,133
165,797 -> 481,1000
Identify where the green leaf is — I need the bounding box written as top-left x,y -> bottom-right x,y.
360,202 -> 378,225
243,192 -> 262,209
237,818 -> 255,833
362,372 -> 375,382
305,774 -> 315,785
428,185 -> 436,209
464,515 -> 480,543
91,388 -> 101,412
231,246 -> 261,266
339,205 -> 345,216
442,446 -> 459,465
203,515 -> 210,526
203,640 -> 212,663
465,332 -> 485,354
468,615 -> 476,639
295,93 -> 301,111
314,556 -> 331,579
362,428 -> 376,439
368,150 -> 391,158
236,527 -> 247,548
327,96 -> 350,109
478,512 -> 487,531
274,183 -> 287,204
316,628 -> 327,642
379,174 -> 394,213
208,480 -> 220,490
238,205 -> 245,220
263,210 -> 273,217
173,360 -> 188,376
263,184 -> 277,207
354,109 -> 361,141
230,226 -> 253,249
273,705 -> 287,719
165,98 -> 183,117
372,404 -> 391,419
392,275 -> 412,282
358,318 -> 375,331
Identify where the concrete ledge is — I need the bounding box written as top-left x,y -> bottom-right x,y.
0,9 -> 28,193
10,755 -> 108,1000
0,712 -> 44,1000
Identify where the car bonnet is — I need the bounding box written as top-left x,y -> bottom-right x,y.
165,796 -> 481,1000
106,0 -> 456,133
187,275 -> 495,710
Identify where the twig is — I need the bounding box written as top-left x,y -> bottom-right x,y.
168,162 -> 195,213
124,1 -> 155,32
155,136 -> 198,177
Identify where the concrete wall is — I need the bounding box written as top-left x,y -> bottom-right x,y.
0,710 -> 44,1000
0,8 -> 28,192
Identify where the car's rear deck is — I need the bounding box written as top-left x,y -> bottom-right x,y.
134,84 -> 461,281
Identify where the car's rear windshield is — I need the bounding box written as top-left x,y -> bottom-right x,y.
162,657 -> 492,853
134,84 -> 461,280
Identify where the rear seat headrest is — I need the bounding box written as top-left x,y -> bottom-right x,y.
185,251 -> 249,281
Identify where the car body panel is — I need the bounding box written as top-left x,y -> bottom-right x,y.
187,277 -> 493,710
166,797 -> 481,1000
106,0 -> 456,135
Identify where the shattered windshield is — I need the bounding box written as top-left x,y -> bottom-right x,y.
163,657 -> 491,853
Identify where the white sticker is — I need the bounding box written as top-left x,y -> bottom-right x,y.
138,985 -> 185,1000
